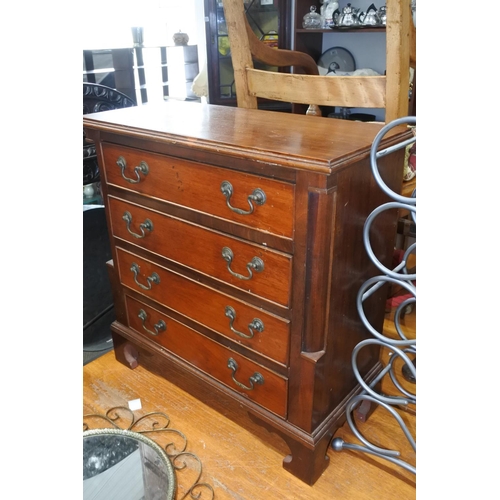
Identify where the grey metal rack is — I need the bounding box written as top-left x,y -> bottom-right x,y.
332,116 -> 416,475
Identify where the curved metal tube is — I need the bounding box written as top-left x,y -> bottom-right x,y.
363,202 -> 416,281
332,438 -> 416,475
369,116 -> 416,205
333,116 -> 416,476
345,394 -> 416,454
351,339 -> 415,405
357,276 -> 416,347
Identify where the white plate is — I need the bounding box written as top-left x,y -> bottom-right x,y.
317,47 -> 356,75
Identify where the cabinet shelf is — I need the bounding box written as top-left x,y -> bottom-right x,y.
296,26 -> 386,34
205,1 -> 387,112
83,68 -> 115,75
83,45 -> 199,104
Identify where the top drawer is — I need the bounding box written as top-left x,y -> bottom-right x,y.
102,143 -> 294,239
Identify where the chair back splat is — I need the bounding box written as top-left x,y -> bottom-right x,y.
222,0 -> 415,122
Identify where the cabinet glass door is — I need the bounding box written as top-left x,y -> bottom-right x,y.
206,0 -> 285,105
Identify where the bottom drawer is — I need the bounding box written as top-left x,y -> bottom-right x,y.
125,295 -> 288,418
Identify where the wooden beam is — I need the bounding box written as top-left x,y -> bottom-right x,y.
385,0 -> 411,122
247,69 -> 387,109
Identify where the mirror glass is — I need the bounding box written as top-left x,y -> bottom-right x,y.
83,428 -> 176,500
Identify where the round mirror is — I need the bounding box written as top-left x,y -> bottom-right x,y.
83,428 -> 176,500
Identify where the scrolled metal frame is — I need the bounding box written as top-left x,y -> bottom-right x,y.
332,116 -> 416,475
83,406 -> 215,500
83,427 -> 177,498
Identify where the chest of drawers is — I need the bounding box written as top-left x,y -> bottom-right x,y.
83,101 -> 408,485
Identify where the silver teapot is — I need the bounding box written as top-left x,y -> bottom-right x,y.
378,6 -> 387,25
336,3 -> 360,26
359,4 -> 381,26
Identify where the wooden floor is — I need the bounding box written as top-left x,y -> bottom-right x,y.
83,308 -> 416,500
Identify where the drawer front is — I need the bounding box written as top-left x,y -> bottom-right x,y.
125,295 -> 288,417
116,247 -> 290,365
109,197 -> 292,306
102,143 -> 294,238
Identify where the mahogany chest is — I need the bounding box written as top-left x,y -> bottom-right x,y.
83,100 -> 407,484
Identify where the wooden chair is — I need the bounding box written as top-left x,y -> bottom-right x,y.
222,0 -> 416,122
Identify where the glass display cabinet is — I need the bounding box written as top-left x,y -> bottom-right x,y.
204,0 -> 291,109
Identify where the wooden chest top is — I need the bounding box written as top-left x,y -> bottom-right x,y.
83,100 -> 402,174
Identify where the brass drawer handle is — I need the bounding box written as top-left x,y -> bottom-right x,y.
130,262 -> 160,290
122,211 -> 154,239
116,156 -> 149,183
220,180 -> 266,215
137,309 -> 166,336
227,358 -> 264,391
224,306 -> 264,339
221,247 -> 264,281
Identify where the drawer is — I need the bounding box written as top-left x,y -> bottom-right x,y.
116,247 -> 290,365
109,197 -> 292,307
124,295 -> 288,417
102,143 -> 294,238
